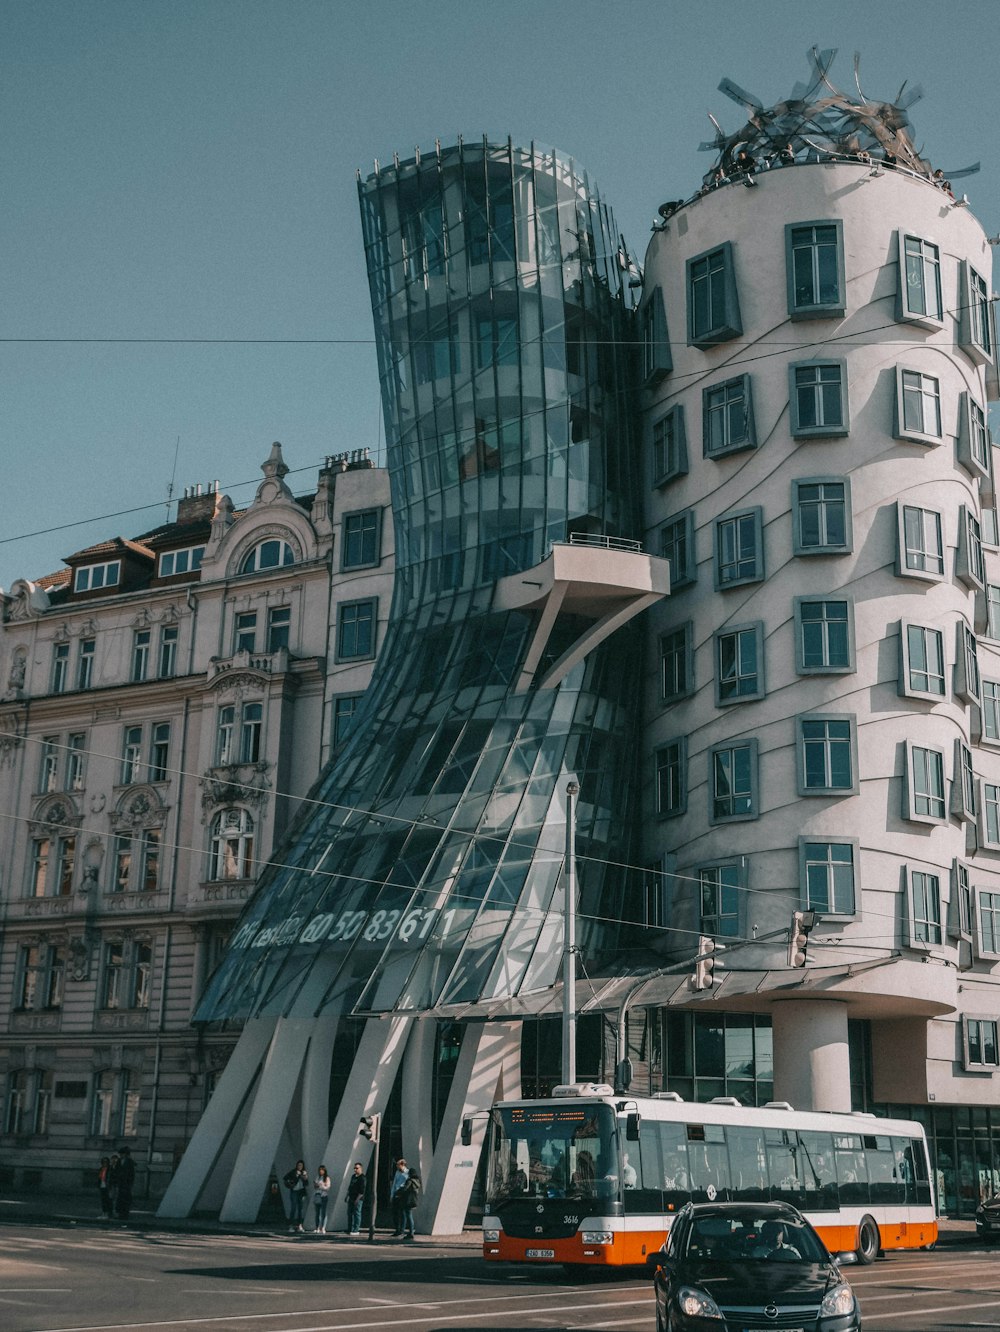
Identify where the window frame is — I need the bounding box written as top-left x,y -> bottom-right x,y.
792,477 -> 852,556
333,693 -> 363,747
336,597 -> 379,662
158,624 -> 178,679
789,359 -> 850,437
958,391 -> 991,481
904,865 -> 944,949
686,242 -> 742,349
794,596 -> 854,674
266,604 -> 291,653
651,405 -> 688,487
979,781 -> 1000,851
714,507 -> 764,590
208,807 -> 256,882
658,510 -> 696,589
659,622 -> 694,704
796,713 -> 858,797
709,738 -> 759,824
73,560 -> 121,594
975,887 -> 1000,960
950,859 -> 973,940
898,621 -> 947,701
953,738 -> 977,823
896,232 -> 944,328
655,737 -> 688,819
341,508 -> 384,571
714,621 -> 765,706
697,859 -> 745,940
51,642 -> 69,694
903,740 -> 948,825
980,677 -> 1000,745
641,285 -> 672,383
130,629 -> 150,683
785,219 -> 846,320
955,622 -> 981,703
894,367 -> 943,445
239,539 -> 295,576
233,611 -> 257,655
959,259 -> 993,366
963,1015 -> 1000,1070
77,639 -> 95,691
703,374 -> 756,458
957,506 -> 985,591
896,502 -> 945,582
157,544 -> 204,578
799,837 -> 858,920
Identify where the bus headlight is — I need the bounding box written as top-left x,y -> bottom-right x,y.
581,1230 -> 613,1244
482,1229 -> 500,1242
677,1286 -> 723,1320
820,1283 -> 856,1317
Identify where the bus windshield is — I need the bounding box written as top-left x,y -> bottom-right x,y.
488,1102 -> 621,1204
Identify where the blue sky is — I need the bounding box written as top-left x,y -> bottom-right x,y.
3,0 -> 998,590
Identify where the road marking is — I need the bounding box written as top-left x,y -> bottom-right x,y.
872,1296 -> 1000,1321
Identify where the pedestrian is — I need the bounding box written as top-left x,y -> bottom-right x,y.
115,1145 -> 136,1220
312,1165 -> 331,1234
283,1159 -> 309,1232
108,1153 -> 121,1214
346,1161 -> 366,1235
400,1166 -> 421,1239
98,1156 -> 113,1219
389,1156 -> 409,1236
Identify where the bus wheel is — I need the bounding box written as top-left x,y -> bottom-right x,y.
856,1217 -> 880,1265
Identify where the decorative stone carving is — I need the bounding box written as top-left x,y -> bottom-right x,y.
7,580 -> 51,621
4,646 -> 26,700
111,787 -> 166,832
69,935 -> 93,981
0,712 -> 23,767
200,762 -> 271,814
29,796 -> 83,840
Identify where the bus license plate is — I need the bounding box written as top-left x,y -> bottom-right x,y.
525,1248 -> 555,1259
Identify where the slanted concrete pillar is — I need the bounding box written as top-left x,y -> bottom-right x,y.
771,1000 -> 851,1112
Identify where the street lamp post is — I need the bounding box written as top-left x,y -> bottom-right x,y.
562,779 -> 579,1085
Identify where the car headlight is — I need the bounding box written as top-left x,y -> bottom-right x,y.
482,1229 -> 500,1242
820,1283 -> 857,1317
581,1230 -> 613,1244
676,1286 -> 723,1320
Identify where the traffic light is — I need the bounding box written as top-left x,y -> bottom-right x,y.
359,1113 -> 380,1143
787,910 -> 816,968
691,936 -> 719,990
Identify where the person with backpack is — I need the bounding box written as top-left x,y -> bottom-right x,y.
400,1166 -> 421,1240
283,1159 -> 309,1232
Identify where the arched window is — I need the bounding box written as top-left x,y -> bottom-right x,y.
239,539 -> 295,575
209,809 -> 255,881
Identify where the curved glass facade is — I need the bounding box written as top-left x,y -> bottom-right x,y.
196,140 -> 643,1023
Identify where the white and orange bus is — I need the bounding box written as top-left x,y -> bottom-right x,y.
477,1082 -> 937,1268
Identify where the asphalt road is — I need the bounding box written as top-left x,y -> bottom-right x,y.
0,1224 -> 996,1332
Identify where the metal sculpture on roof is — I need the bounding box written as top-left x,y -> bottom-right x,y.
699,46 -> 979,185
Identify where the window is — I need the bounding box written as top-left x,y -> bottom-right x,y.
977,889 -> 1000,958
91,1071 -> 114,1137
715,508 -> 763,588
658,511 -> 695,588
333,694 -> 363,746
120,1073 -> 141,1137
952,859 -> 973,938
710,740 -> 758,822
209,809 -> 255,881
956,623 -> 981,703
981,783 -> 1000,849
988,586 -> 1000,640
897,503 -> 945,580
27,833 -> 76,900
73,560 -> 121,593
100,939 -> 152,1010
899,623 -> 946,699
337,598 -> 377,661
414,317 -> 460,383
267,605 -> 291,652
656,739 -> 687,818
957,507 -> 985,590
55,838 -> 75,896
66,733 -> 86,791
641,287 -> 671,382
651,406 -> 687,485
148,722 -> 170,782
795,598 -> 852,673
954,739 -> 977,822
130,630 -> 150,683
797,715 -> 856,795
793,478 -> 851,554
897,233 -> 943,326
34,1072 -> 53,1136
121,726 -> 142,784
40,737 -> 59,792
959,393 -> 991,479
965,1017 -> 1000,1069
111,828 -> 162,893
800,839 -> 857,917
132,942 -> 152,1009
904,742 -> 947,822
240,702 -> 263,763
475,313 -> 518,369
342,509 -> 382,569
29,839 -> 49,898
234,611 -> 257,654
77,638 -> 95,690
158,625 -> 178,678
789,360 -> 848,436
786,221 -> 845,318
959,260 -> 993,364
659,623 -> 693,703
6,1071 -> 27,1135
715,624 -> 764,704
216,705 -> 235,765
101,942 -> 124,1009
698,862 -> 743,938
157,545 -> 204,578
239,539 -> 295,574
112,834 -> 131,893
981,679 -> 1000,742
51,642 -> 69,694
15,943 -> 65,1011
687,243 -> 742,348
906,868 -> 943,946
895,368 -> 942,444
703,375 -> 755,457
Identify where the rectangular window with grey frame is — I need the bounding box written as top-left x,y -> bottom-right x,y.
897,233 -> 943,326
951,859 -> 973,938
698,863 -> 742,938
687,243 -> 742,347
982,679 -> 1000,742
907,869 -> 943,946
895,368 -> 942,443
897,503 -> 944,580
659,623 -> 693,703
798,715 -> 856,794
656,738 -> 687,818
801,839 -> 857,916
955,622 -> 981,702
793,478 -> 850,554
795,598 -> 852,672
715,508 -> 763,588
131,630 -> 150,683
342,509 -> 382,569
786,221 -> 845,318
703,375 -> 755,457
899,623 -> 946,698
651,406 -> 687,485
790,360 -> 848,436
987,585 -> 1000,640
958,392 -> 991,478
333,694 -> 363,747
905,742 -> 947,822
957,506 -> 985,590
959,260 -> 993,364
953,739 -> 977,822
965,1017 -> 1000,1068
642,287 -> 671,383
981,783 -> 1000,849
710,739 -> 758,822
716,623 -> 764,704
658,511 -> 695,587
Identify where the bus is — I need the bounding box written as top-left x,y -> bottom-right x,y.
476,1082 -> 937,1268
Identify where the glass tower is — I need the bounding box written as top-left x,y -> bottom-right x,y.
196,139 -> 644,1024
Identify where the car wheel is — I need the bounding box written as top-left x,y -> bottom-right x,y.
856,1216 -> 880,1265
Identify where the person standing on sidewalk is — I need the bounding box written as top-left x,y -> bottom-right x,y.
400,1166 -> 421,1239
346,1162 -> 365,1235
97,1156 -> 113,1219
115,1146 -> 136,1220
312,1165 -> 331,1234
389,1157 -> 409,1236
283,1159 -> 309,1232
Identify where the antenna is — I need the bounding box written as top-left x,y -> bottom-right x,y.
166,435 -> 181,517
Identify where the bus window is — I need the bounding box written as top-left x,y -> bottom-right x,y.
797,1131 -> 837,1211
726,1126 -> 768,1202
905,1133 -> 933,1206
765,1127 -> 804,1205
866,1134 -> 903,1205
660,1121 -> 691,1210
687,1122 -> 727,1202
629,1117 -> 665,1215
834,1132 -> 869,1206
891,1136 -> 916,1205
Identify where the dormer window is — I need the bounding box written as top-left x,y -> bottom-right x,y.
74,560 -> 120,593
158,546 -> 204,578
239,539 -> 295,574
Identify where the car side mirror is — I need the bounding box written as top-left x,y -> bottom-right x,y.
833,1251 -> 857,1266
645,1251 -> 670,1275
626,1111 -> 641,1141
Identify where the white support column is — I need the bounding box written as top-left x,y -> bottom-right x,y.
771,1000 -> 851,1112
401,1016 -> 437,1173
325,1015 -> 413,1212
157,1016 -> 277,1218
420,1021 -> 521,1236
219,1017 -> 314,1221
299,1016 -> 340,1175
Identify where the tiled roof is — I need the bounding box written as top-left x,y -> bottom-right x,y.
64,536 -> 154,563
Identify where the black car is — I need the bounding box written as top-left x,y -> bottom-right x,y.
647,1201 -> 861,1332
976,1193 -> 1000,1241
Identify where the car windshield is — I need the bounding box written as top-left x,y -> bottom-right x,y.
488,1103 -> 619,1204
684,1213 -> 828,1263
